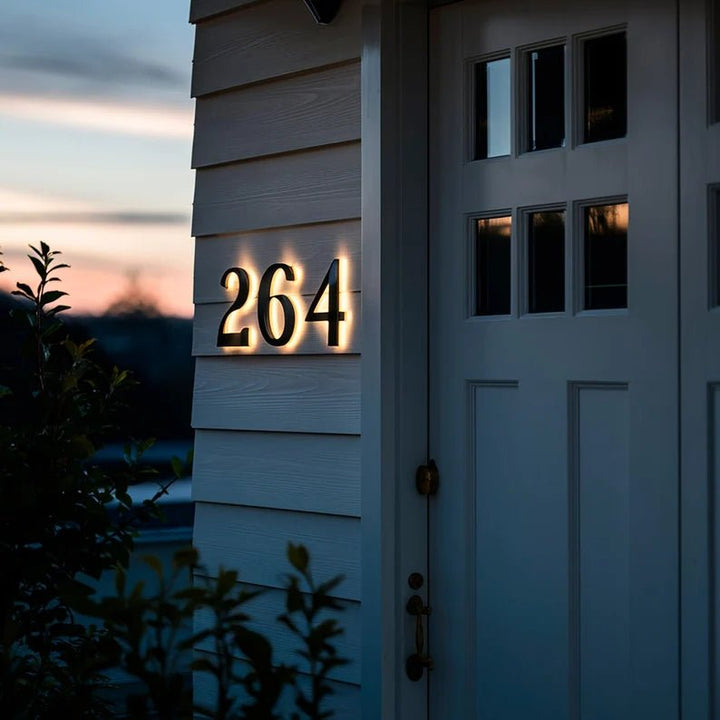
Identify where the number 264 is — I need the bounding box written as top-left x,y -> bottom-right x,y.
217,258 -> 345,348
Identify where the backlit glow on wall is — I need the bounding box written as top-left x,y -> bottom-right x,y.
217,255 -> 353,354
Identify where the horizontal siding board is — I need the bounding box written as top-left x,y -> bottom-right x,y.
193,651 -> 361,717
193,221 -> 361,303
192,0 -> 361,96
192,355 -> 360,433
193,292 -> 360,356
190,0 -> 257,23
194,590 -> 360,683
192,430 -> 360,515
192,62 -> 360,167
193,503 -> 361,599
192,143 -> 360,236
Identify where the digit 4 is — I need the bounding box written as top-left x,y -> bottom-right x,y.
305,258 -> 345,347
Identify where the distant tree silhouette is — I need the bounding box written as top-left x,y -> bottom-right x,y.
104,270 -> 162,318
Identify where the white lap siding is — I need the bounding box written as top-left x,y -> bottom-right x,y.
189,0 -> 362,712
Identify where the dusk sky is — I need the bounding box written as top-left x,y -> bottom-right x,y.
0,0 -> 195,316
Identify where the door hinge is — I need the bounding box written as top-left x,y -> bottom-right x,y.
416,459 -> 439,496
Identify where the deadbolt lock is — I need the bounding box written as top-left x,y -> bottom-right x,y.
416,459 -> 439,496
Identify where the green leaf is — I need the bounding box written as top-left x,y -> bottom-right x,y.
40,289 -> 68,306
130,580 -> 146,601
234,627 -> 272,666
173,587 -> 206,603
173,547 -> 200,569
215,568 -> 239,595
285,582 -> 304,614
40,240 -> 50,255
278,615 -> 299,635
13,282 -> 35,299
70,434 -> 95,458
143,554 -> 163,577
287,543 -> 309,573
316,575 -> 345,598
170,456 -> 184,479
29,255 -> 46,280
46,304 -> 72,316
115,569 -> 127,596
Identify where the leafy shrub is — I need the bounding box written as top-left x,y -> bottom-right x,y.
82,543 -> 347,720
0,243 -> 167,718
0,246 -> 347,719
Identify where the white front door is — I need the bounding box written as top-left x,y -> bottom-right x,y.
428,1 -> 679,717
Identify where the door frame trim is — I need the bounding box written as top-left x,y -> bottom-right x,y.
360,0 -> 431,717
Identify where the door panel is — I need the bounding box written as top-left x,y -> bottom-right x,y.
428,1 -> 678,718
471,381 -> 568,717
571,384 -> 631,720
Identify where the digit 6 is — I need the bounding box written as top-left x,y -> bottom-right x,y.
257,263 -> 296,346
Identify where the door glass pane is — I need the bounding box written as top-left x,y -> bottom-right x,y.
711,0 -> 720,123
712,186 -> 720,306
528,210 -> 565,313
584,202 -> 628,309
527,45 -> 565,151
474,57 -> 511,159
583,32 -> 627,143
475,216 -> 512,315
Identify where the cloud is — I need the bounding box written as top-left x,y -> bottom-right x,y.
0,16 -> 185,96
0,189 -> 192,270
0,211 -> 189,226
2,50 -> 184,90
0,10 -> 190,108
0,187 -> 94,214
0,94 -> 193,140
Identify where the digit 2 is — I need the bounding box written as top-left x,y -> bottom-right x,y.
217,267 -> 251,347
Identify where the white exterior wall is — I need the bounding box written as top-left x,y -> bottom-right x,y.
189,0 -> 363,713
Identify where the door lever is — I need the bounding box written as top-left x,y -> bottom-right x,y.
406,593 -> 433,681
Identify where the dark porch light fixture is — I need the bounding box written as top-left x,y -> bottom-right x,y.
302,0 -> 342,24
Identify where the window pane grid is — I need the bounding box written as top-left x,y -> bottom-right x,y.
583,203 -> 628,310
474,58 -> 511,160
475,216 -> 512,316
583,32 -> 627,144
528,210 -> 566,313
527,45 -> 565,152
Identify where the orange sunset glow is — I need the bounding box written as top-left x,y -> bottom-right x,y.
0,0 -> 194,317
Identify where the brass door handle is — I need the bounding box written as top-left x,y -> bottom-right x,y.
406,594 -> 433,681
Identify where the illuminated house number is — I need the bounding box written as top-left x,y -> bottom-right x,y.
217,258 -> 346,348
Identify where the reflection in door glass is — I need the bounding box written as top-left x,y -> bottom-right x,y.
711,0 -> 720,123
712,186 -> 720,306
475,216 -> 512,316
528,210 -> 565,313
474,57 -> 511,159
583,32 -> 627,143
584,203 -> 628,310
527,45 -> 565,151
